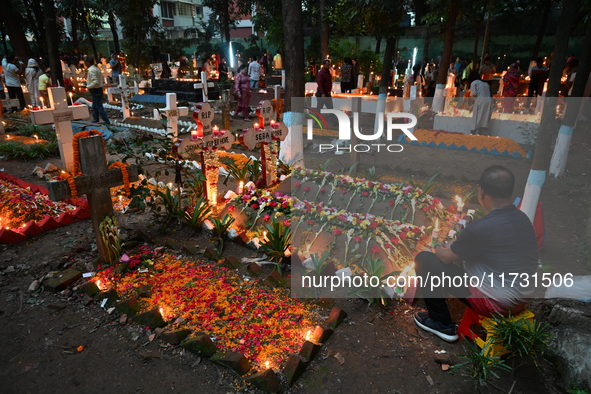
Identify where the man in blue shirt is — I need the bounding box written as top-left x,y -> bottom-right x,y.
414,165 -> 538,342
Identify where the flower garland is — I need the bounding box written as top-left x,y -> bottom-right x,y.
59,172 -> 78,198
108,161 -> 131,196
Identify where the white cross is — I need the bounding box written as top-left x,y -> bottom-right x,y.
107,75 -> 139,119
153,93 -> 189,137
193,71 -> 215,102
29,87 -> 90,172
0,98 -> 20,134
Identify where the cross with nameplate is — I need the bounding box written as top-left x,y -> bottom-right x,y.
193,71 -> 215,102
0,98 -> 20,134
177,102 -> 233,202
107,74 -> 139,119
153,93 -> 189,137
239,100 -> 288,187
45,135 -> 139,264
29,87 -> 90,172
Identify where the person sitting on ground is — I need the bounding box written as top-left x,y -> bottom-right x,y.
413,165 -> 538,342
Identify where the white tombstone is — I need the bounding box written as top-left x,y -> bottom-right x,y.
29,87 -> 90,172
107,74 -> 139,119
0,98 -> 20,134
357,75 -> 364,93
193,71 -> 215,102
153,93 -> 189,137
281,70 -> 286,89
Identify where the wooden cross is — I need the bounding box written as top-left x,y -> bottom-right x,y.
107,74 -> 139,119
153,93 -> 189,137
29,87 -> 90,172
193,71 -> 215,102
0,98 -> 20,134
176,102 -> 233,202
239,100 -> 288,186
45,135 -> 139,264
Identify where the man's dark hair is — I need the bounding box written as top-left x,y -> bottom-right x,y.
478,165 -> 515,199
6,54 -> 15,62
323,59 -> 331,66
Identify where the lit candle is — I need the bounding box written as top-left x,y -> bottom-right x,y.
33,135 -> 39,141
69,92 -> 74,106
253,122 -> 260,131
211,192 -> 217,206
455,195 -> 464,214
265,361 -> 270,369
40,97 -> 45,109
270,120 -> 280,130
191,129 -> 199,141
305,330 -> 312,341
238,181 -> 244,194
212,125 -> 219,136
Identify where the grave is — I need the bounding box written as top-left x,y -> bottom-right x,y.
0,98 -> 20,134
45,133 -> 138,263
107,74 -> 139,119
29,87 -> 90,172
193,71 -> 215,102
153,93 -> 189,137
239,100 -> 288,187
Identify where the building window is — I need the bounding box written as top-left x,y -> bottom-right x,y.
195,6 -> 203,18
161,2 -> 175,19
177,3 -> 194,17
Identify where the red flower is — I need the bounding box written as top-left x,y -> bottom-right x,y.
413,228 -> 422,234
320,188 -> 326,193
251,204 -> 259,210
304,186 -> 310,192
369,221 -> 378,229
307,220 -> 315,225
368,181 -> 374,187
399,232 -> 407,240
283,220 -> 290,227
333,228 -> 342,235
371,245 -> 380,254
362,191 -> 369,197
263,215 -> 271,221
389,200 -> 395,206
385,243 -> 393,249
389,237 -> 400,245
353,236 -> 362,243
228,205 -> 235,212
294,182 -> 301,188
269,201 -> 278,207
341,189 -> 347,194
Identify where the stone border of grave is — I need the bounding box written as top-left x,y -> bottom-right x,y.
71,238 -> 347,393
0,171 -> 89,243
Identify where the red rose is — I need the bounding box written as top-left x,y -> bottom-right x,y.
269,201 -> 278,207
333,228 -> 342,235
251,204 -> 259,209
362,191 -> 369,197
389,200 -> 395,206
353,236 -> 362,242
399,232 -> 407,240
371,245 -> 380,254
369,221 -> 378,229
304,186 -> 310,192
307,220 -> 315,225
320,188 -> 326,193
390,237 -> 400,245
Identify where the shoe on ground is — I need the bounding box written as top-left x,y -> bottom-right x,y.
243,118 -> 252,122
413,312 -> 458,342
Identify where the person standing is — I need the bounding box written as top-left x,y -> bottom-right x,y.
273,51 -> 283,74
316,59 -> 333,110
479,56 -> 496,85
38,68 -> 51,106
84,56 -> 110,124
25,58 -> 43,107
4,54 -> 26,112
527,57 -> 548,111
232,65 -> 251,121
468,71 -> 493,135
351,58 -> 360,90
340,57 -> 353,93
109,53 -> 122,83
260,52 -> 268,75
248,58 -> 261,89
502,61 -> 520,113
218,57 -> 229,82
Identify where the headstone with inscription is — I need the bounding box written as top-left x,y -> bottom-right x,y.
107,74 -> 139,119
29,87 -> 90,172
153,93 -> 189,137
45,135 -> 138,263
239,100 -> 288,186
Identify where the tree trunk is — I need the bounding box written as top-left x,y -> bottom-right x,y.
319,0 -> 329,60
108,11 -> 119,54
23,0 -> 43,52
422,27 -> 430,62
379,36 -> 396,94
222,0 -> 231,43
41,0 -> 63,87
134,30 -> 142,68
520,0 -> 580,221
280,0 -> 305,167
472,16 -> 482,65
71,3 -> 80,53
532,0 -> 552,60
433,0 -> 460,112
375,36 -> 383,54
0,28 -> 8,55
0,1 -> 33,60
549,10 -> 591,177
83,14 -> 98,61
480,0 -> 493,62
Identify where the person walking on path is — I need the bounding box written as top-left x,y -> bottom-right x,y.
4,54 -> 26,112
25,58 -> 43,107
84,56 -> 110,124
232,65 -> 251,121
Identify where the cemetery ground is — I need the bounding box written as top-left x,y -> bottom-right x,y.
0,104 -> 590,394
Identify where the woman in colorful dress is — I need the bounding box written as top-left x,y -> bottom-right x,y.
232,65 -> 251,121
502,61 -> 520,113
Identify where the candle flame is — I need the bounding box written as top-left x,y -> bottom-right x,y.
434,218 -> 439,231
454,195 -> 462,204
265,360 -> 270,369
305,330 -> 312,341
96,279 -> 102,290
